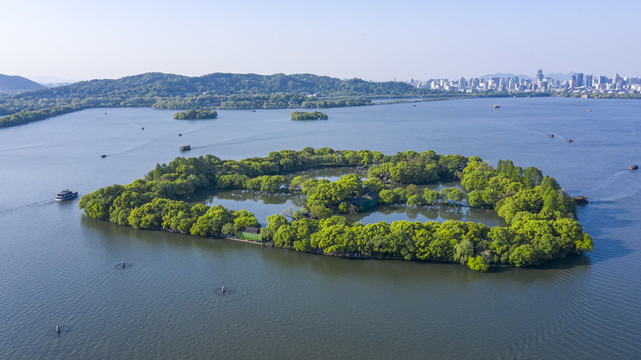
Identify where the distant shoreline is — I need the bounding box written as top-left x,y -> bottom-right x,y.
2,92 -> 640,129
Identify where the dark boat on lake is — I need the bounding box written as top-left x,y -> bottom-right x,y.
180,145 -> 191,152
573,196 -> 588,205
56,189 -> 78,201
101,154 -> 107,158
630,165 -> 639,170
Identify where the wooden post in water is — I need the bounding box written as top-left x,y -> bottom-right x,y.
121,261 -> 125,269
56,325 -> 60,333
221,286 -> 225,294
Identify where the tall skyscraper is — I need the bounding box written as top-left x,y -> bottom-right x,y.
585,75 -> 593,87
613,73 -> 621,84
536,69 -> 544,81
575,73 -> 584,87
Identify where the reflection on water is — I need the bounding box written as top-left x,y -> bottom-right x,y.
189,167 -> 500,225
182,167 -> 506,227
192,187 -> 505,227
286,166 -> 357,182
205,189 -> 305,206
347,204 -> 506,227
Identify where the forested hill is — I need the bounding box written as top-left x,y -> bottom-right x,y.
11,72 -> 420,100
0,72 -> 425,128
0,74 -> 44,93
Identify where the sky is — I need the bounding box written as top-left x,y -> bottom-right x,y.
2,0 -> 640,82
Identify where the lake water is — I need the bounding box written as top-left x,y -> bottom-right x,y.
1,97 -> 640,359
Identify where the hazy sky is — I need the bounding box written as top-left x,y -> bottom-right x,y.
2,0 -> 640,82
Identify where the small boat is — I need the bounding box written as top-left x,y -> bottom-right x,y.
548,134 -> 554,138
56,189 -> 78,201
101,154 -> 107,158
251,110 -> 257,112
178,133 -> 182,137
567,139 -> 573,143
573,196 -> 588,205
630,165 -> 639,170
493,104 -> 500,109
586,109 -> 592,112
179,145 -> 191,152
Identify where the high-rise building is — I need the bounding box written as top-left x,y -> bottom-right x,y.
613,73 -> 622,85
585,75 -> 593,87
536,69 -> 544,81
575,73 -> 584,87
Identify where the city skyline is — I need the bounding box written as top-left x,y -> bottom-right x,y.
18,69 -> 641,89
2,0 -> 640,82
409,68 -> 641,95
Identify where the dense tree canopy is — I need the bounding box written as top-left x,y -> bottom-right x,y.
291,111 -> 328,120
79,147 -> 593,272
174,108 -> 217,120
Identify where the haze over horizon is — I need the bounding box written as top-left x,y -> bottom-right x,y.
3,0 -> 640,82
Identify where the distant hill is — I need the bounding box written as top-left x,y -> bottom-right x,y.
0,74 -> 44,93
2,72 -> 431,128
545,72 -> 575,82
12,72 -> 420,100
479,73 -> 533,80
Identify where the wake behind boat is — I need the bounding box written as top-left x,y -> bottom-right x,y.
56,189 -> 78,201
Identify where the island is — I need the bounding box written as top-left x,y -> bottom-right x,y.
291,111 -> 328,120
174,108 -> 217,120
79,147 -> 593,272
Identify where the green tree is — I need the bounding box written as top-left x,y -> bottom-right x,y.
453,239 -> 474,264
467,255 -> 489,272
190,205 -> 233,237
423,189 -> 440,205
379,189 -> 396,204
263,214 -> 289,240
509,244 -> 538,267
274,225 -> 297,248
232,209 -> 259,232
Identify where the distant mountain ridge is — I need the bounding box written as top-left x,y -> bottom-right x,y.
13,72 -> 419,100
545,72 -> 575,81
0,74 -> 44,93
1,72 -> 425,128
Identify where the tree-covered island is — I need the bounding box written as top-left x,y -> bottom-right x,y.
174,108 -> 217,120
79,147 -> 593,272
291,111 -> 328,120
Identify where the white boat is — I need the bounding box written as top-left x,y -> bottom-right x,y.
55,189 -> 78,201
